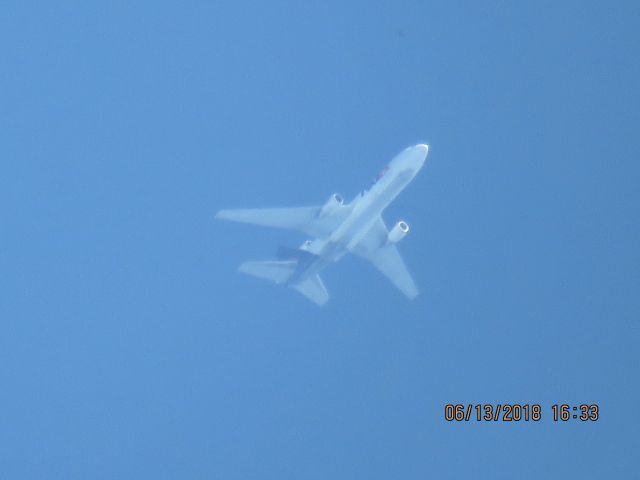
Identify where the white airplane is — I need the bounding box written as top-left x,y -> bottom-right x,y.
216,144 -> 429,305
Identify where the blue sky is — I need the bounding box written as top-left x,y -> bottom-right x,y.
1,1 -> 639,478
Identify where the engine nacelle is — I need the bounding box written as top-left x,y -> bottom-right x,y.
387,220 -> 410,244
319,193 -> 344,217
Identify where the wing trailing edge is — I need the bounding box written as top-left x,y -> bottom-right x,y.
365,244 -> 419,299
351,216 -> 419,299
217,207 -> 319,234
216,204 -> 351,238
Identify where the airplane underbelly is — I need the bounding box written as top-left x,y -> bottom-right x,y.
330,171 -> 411,244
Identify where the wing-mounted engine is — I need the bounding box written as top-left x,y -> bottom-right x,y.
387,220 -> 410,244
318,193 -> 344,218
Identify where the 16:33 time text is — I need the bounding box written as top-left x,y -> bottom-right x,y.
444,404 -> 599,422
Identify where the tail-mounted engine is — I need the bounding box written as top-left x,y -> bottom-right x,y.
387,220 -> 410,244
319,193 -> 344,218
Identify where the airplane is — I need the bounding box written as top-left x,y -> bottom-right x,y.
215,144 -> 429,305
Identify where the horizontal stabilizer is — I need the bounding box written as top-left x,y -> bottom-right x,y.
293,274 -> 329,306
239,260 -> 329,306
238,260 -> 296,284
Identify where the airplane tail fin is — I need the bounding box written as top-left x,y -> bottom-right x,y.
238,260 -> 329,306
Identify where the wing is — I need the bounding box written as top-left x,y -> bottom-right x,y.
351,216 -> 419,299
216,205 -> 350,238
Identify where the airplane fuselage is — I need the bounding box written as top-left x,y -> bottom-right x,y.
287,144 -> 427,284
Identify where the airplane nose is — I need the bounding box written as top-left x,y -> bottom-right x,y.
389,143 -> 429,173
412,144 -> 429,169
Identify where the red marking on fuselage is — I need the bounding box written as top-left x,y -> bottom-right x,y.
375,166 -> 389,182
